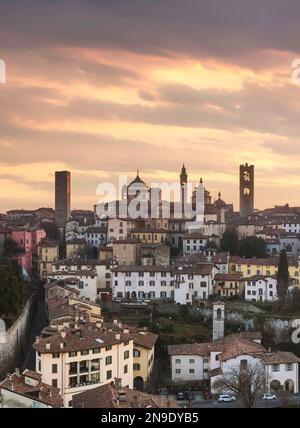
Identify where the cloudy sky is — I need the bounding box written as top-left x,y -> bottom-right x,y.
1,0 -> 300,211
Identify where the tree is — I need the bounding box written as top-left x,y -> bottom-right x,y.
238,236 -> 267,258
40,220 -> 61,242
213,362 -> 266,408
0,265 -> 24,317
220,229 -> 239,255
3,238 -> 19,258
277,249 -> 289,302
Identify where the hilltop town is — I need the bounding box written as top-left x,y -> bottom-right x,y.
0,164 -> 300,408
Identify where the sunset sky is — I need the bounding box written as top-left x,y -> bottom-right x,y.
1,0 -> 300,211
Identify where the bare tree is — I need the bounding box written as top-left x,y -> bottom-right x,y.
213,362 -> 266,408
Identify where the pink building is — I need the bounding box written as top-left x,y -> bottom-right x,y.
11,228 -> 46,277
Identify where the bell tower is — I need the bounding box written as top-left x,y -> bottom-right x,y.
213,301 -> 225,341
239,163 -> 254,217
180,164 -> 188,217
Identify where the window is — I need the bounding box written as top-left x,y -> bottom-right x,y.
124,350 -> 130,360
106,346 -> 112,351
272,364 -> 280,372
52,364 -> 58,374
175,359 -> 181,364
106,370 -> 112,380
106,356 -> 112,365
93,349 -> 100,354
52,353 -> 59,358
124,364 -> 128,374
133,363 -> 140,371
175,369 -> 181,374
52,379 -> 58,387
81,350 -> 89,356
189,369 -> 195,374
286,363 -> 293,371
189,359 -> 195,364
138,280 -> 144,286
133,349 -> 141,357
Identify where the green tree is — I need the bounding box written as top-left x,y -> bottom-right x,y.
277,249 -> 289,302
40,221 -> 61,242
220,229 -> 239,255
238,236 -> 266,258
3,238 -> 19,258
0,265 -> 24,316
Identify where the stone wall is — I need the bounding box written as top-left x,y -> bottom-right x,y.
0,295 -> 37,379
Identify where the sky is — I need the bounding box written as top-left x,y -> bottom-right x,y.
1,0 -> 300,211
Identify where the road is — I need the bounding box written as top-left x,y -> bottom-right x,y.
22,285 -> 47,371
163,394 -> 300,408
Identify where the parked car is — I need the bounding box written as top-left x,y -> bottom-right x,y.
217,394 -> 236,403
158,388 -> 168,396
262,393 -> 277,400
176,391 -> 185,400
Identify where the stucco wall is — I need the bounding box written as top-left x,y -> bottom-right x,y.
0,295 -> 37,379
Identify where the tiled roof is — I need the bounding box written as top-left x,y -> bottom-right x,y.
214,273 -> 244,282
0,370 -> 63,408
168,343 -> 210,356
264,351 -> 300,365
72,382 -> 178,408
33,324 -> 134,354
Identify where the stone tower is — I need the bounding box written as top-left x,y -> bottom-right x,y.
239,163 -> 254,217
213,301 -> 225,341
180,164 -> 188,217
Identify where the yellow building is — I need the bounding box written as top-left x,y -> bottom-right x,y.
129,228 -> 168,244
132,331 -> 158,391
37,239 -> 59,280
66,238 -> 87,258
214,273 -> 245,297
229,256 -> 300,286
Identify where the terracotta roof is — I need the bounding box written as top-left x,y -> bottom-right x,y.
264,351 -> 300,365
72,382 -> 178,408
112,265 -> 173,273
214,273 -> 244,282
168,343 -> 210,356
33,324 -> 134,354
174,263 -> 214,276
133,331 -> 158,349
0,370 -> 63,408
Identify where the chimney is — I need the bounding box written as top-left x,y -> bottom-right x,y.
123,328 -> 129,334
46,343 -> 51,350
115,378 -> 122,390
115,333 -> 121,340
15,368 -> 20,377
113,318 -> 118,324
60,342 -> 65,349
61,331 -> 66,339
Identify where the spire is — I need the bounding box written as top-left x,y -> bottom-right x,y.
200,177 -> 203,184
218,191 -> 221,198
136,169 -> 140,177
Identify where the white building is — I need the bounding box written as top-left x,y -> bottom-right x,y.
53,258 -> 114,292
169,332 -> 300,394
84,226 -> 107,248
112,266 -> 175,301
174,262 -> 217,303
48,270 -> 98,302
33,322 -> 134,408
245,275 -> 278,302
183,233 -> 209,254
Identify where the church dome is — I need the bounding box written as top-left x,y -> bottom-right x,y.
214,192 -> 227,209
128,170 -> 148,188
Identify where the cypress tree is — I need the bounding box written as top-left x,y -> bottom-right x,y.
277,249 -> 289,302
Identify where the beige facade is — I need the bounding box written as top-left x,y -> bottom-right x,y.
37,240 -> 59,280
34,327 -> 134,408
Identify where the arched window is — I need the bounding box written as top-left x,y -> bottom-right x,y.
217,308 -> 222,319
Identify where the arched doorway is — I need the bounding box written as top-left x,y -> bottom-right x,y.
270,380 -> 281,392
126,291 -> 131,301
132,291 -> 137,301
284,379 -> 294,393
134,376 -> 144,391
